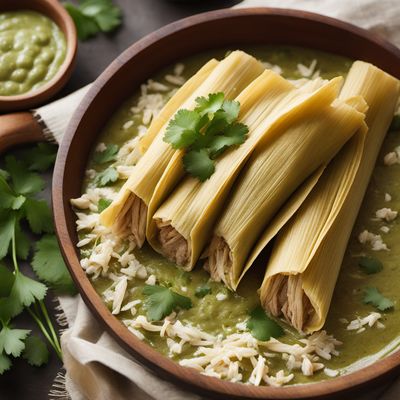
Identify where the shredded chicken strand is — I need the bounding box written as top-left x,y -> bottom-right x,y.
156,219 -> 191,267
206,236 -> 233,286
261,274 -> 313,332
113,193 -> 147,247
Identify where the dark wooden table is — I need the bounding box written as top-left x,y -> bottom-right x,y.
0,1 -> 239,399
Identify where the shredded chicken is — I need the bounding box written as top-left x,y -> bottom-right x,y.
261,274 -> 313,332
156,219 -> 191,267
113,193 -> 147,247
205,236 -> 232,286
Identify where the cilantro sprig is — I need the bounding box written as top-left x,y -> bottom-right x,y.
64,0 -> 122,41
247,306 -> 284,341
143,285 -> 192,321
0,144 -> 76,374
164,92 -> 249,181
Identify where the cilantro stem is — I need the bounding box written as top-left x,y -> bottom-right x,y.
27,308 -> 62,360
11,222 -> 19,273
39,300 -> 62,355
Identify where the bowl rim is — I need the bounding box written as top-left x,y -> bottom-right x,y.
53,7 -> 400,399
0,0 -> 77,111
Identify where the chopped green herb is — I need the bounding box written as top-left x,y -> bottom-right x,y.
143,284 -> 192,321
164,92 -> 248,181
93,144 -> 119,164
247,306 -> 284,341
195,285 -> 211,298
64,0 -> 122,41
363,287 -> 394,311
98,198 -> 112,212
95,166 -> 119,186
358,256 -> 383,275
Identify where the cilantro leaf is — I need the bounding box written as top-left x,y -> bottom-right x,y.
93,144 -> 119,164
358,256 -> 383,275
163,92 -> 248,181
183,149 -> 215,182
143,284 -> 192,321
32,235 -> 76,294
22,335 -> 49,367
208,123 -> 248,159
64,3 -> 99,40
220,99 -> 240,123
195,92 -> 225,116
195,284 -> 211,298
0,214 -> 15,260
0,264 -> 13,297
24,198 -> 54,234
79,0 -> 121,32
98,198 -> 112,212
164,109 -> 201,149
0,176 -> 25,210
363,287 -> 394,311
5,156 -> 45,195
16,143 -> 57,172
14,223 -> 30,261
0,352 -> 11,374
64,0 -> 121,40
0,326 -> 30,357
95,167 -> 118,187
11,272 -> 47,309
247,306 -> 284,341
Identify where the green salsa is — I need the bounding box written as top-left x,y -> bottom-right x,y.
78,46 -> 400,385
0,10 -> 66,96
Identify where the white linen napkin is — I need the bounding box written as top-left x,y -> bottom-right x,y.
43,2 -> 400,399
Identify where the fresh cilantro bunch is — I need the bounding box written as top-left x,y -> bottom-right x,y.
164,92 -> 249,181
0,144 -> 76,374
64,0 -> 122,40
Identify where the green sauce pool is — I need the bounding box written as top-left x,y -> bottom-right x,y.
0,10 -> 66,96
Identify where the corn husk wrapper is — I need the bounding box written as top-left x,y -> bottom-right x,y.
138,59 -> 218,154
100,51 -> 264,246
206,96 -> 366,289
260,61 -> 400,333
149,75 -> 344,269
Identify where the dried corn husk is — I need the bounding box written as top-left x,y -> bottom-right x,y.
149,75 -> 343,269
260,61 -> 400,333
206,96 -> 366,289
100,51 -> 264,246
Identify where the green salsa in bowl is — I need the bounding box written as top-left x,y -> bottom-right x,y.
0,1 -> 76,111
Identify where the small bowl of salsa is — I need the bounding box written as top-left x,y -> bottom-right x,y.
0,0 -> 77,112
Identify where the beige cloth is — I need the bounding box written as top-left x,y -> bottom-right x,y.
55,1 -> 400,399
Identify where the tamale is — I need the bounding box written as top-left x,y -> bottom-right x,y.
206,97 -> 366,289
100,51 -> 264,246
260,61 -> 400,333
149,75 -> 344,269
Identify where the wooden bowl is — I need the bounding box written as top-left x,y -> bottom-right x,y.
53,8 -> 400,399
0,0 -> 77,112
